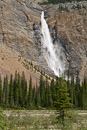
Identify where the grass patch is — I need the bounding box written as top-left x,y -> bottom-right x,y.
1,110 -> 87,130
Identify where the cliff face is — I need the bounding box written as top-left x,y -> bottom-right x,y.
45,3 -> 87,79
0,0 -> 87,80
0,0 -> 47,83
0,0 -> 41,60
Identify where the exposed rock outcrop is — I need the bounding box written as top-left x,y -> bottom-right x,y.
0,0 -> 53,81
0,0 -> 87,81
43,2 -> 87,79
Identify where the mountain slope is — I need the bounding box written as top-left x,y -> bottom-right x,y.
0,0 -> 87,81
0,44 -> 42,86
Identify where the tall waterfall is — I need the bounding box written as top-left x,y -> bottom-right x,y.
41,11 -> 66,77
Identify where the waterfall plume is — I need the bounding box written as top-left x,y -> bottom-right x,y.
41,11 -> 66,77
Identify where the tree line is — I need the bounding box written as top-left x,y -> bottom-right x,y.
0,71 -> 87,109
40,0 -> 87,4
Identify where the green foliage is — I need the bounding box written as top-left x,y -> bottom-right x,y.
9,74 -> 14,106
3,75 -> 9,105
58,5 -> 69,12
54,78 -> 72,123
0,76 -> 3,105
21,72 -> 27,106
39,0 -> 72,4
0,107 -> 9,129
39,0 -> 87,5
1,109 -> 87,130
0,70 -> 87,111
28,76 -> 33,108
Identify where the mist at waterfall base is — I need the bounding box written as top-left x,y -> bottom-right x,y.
41,11 -> 66,77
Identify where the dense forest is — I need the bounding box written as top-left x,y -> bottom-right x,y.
0,71 -> 87,110
41,0 -> 87,4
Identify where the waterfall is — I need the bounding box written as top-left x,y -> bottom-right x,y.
41,11 -> 66,77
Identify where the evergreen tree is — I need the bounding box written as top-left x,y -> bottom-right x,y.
18,73 -> 22,106
13,71 -> 18,106
75,73 -> 81,108
51,79 -> 56,102
3,75 -> 9,105
28,76 -> 33,108
48,85 -> 53,107
70,76 -> 75,105
35,84 -> 40,108
45,79 -> 49,107
32,87 -> 35,107
24,80 -> 27,106
0,76 -> 3,105
9,74 -> 14,106
81,78 -> 87,109
3,77 -> 5,103
54,78 -> 72,124
39,74 -> 45,107
21,72 -> 26,106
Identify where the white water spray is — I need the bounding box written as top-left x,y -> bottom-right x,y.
41,11 -> 66,77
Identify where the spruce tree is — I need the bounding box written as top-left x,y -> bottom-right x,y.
70,76 -> 75,105
3,75 -> 9,105
24,80 -> 27,106
18,73 -> 22,106
51,79 -> 56,102
48,85 -> 53,107
45,79 -> 49,107
32,87 -> 35,107
35,84 -> 40,108
13,71 -> 18,106
28,76 -> 32,108
39,74 -> 45,107
75,73 -> 81,108
21,72 -> 26,106
0,76 -> 3,105
9,74 -> 14,106
81,78 -> 87,109
54,78 -> 72,124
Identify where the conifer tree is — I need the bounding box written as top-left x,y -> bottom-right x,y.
21,72 -> 26,106
3,75 -> 9,105
48,85 -> 53,107
28,76 -> 32,108
81,78 -> 87,109
54,78 -> 72,124
13,71 -> 18,105
75,73 -> 80,108
35,84 -> 40,108
45,79 -> 49,107
18,73 -> 22,106
3,77 -> 5,103
32,87 -> 35,107
9,74 -> 14,106
15,87 -> 19,106
0,76 -> 3,105
39,74 -> 45,106
70,76 -> 75,105
51,79 -> 56,102
24,80 -> 27,106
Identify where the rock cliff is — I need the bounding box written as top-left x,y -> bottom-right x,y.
44,2 -> 87,79
0,0 -> 87,81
